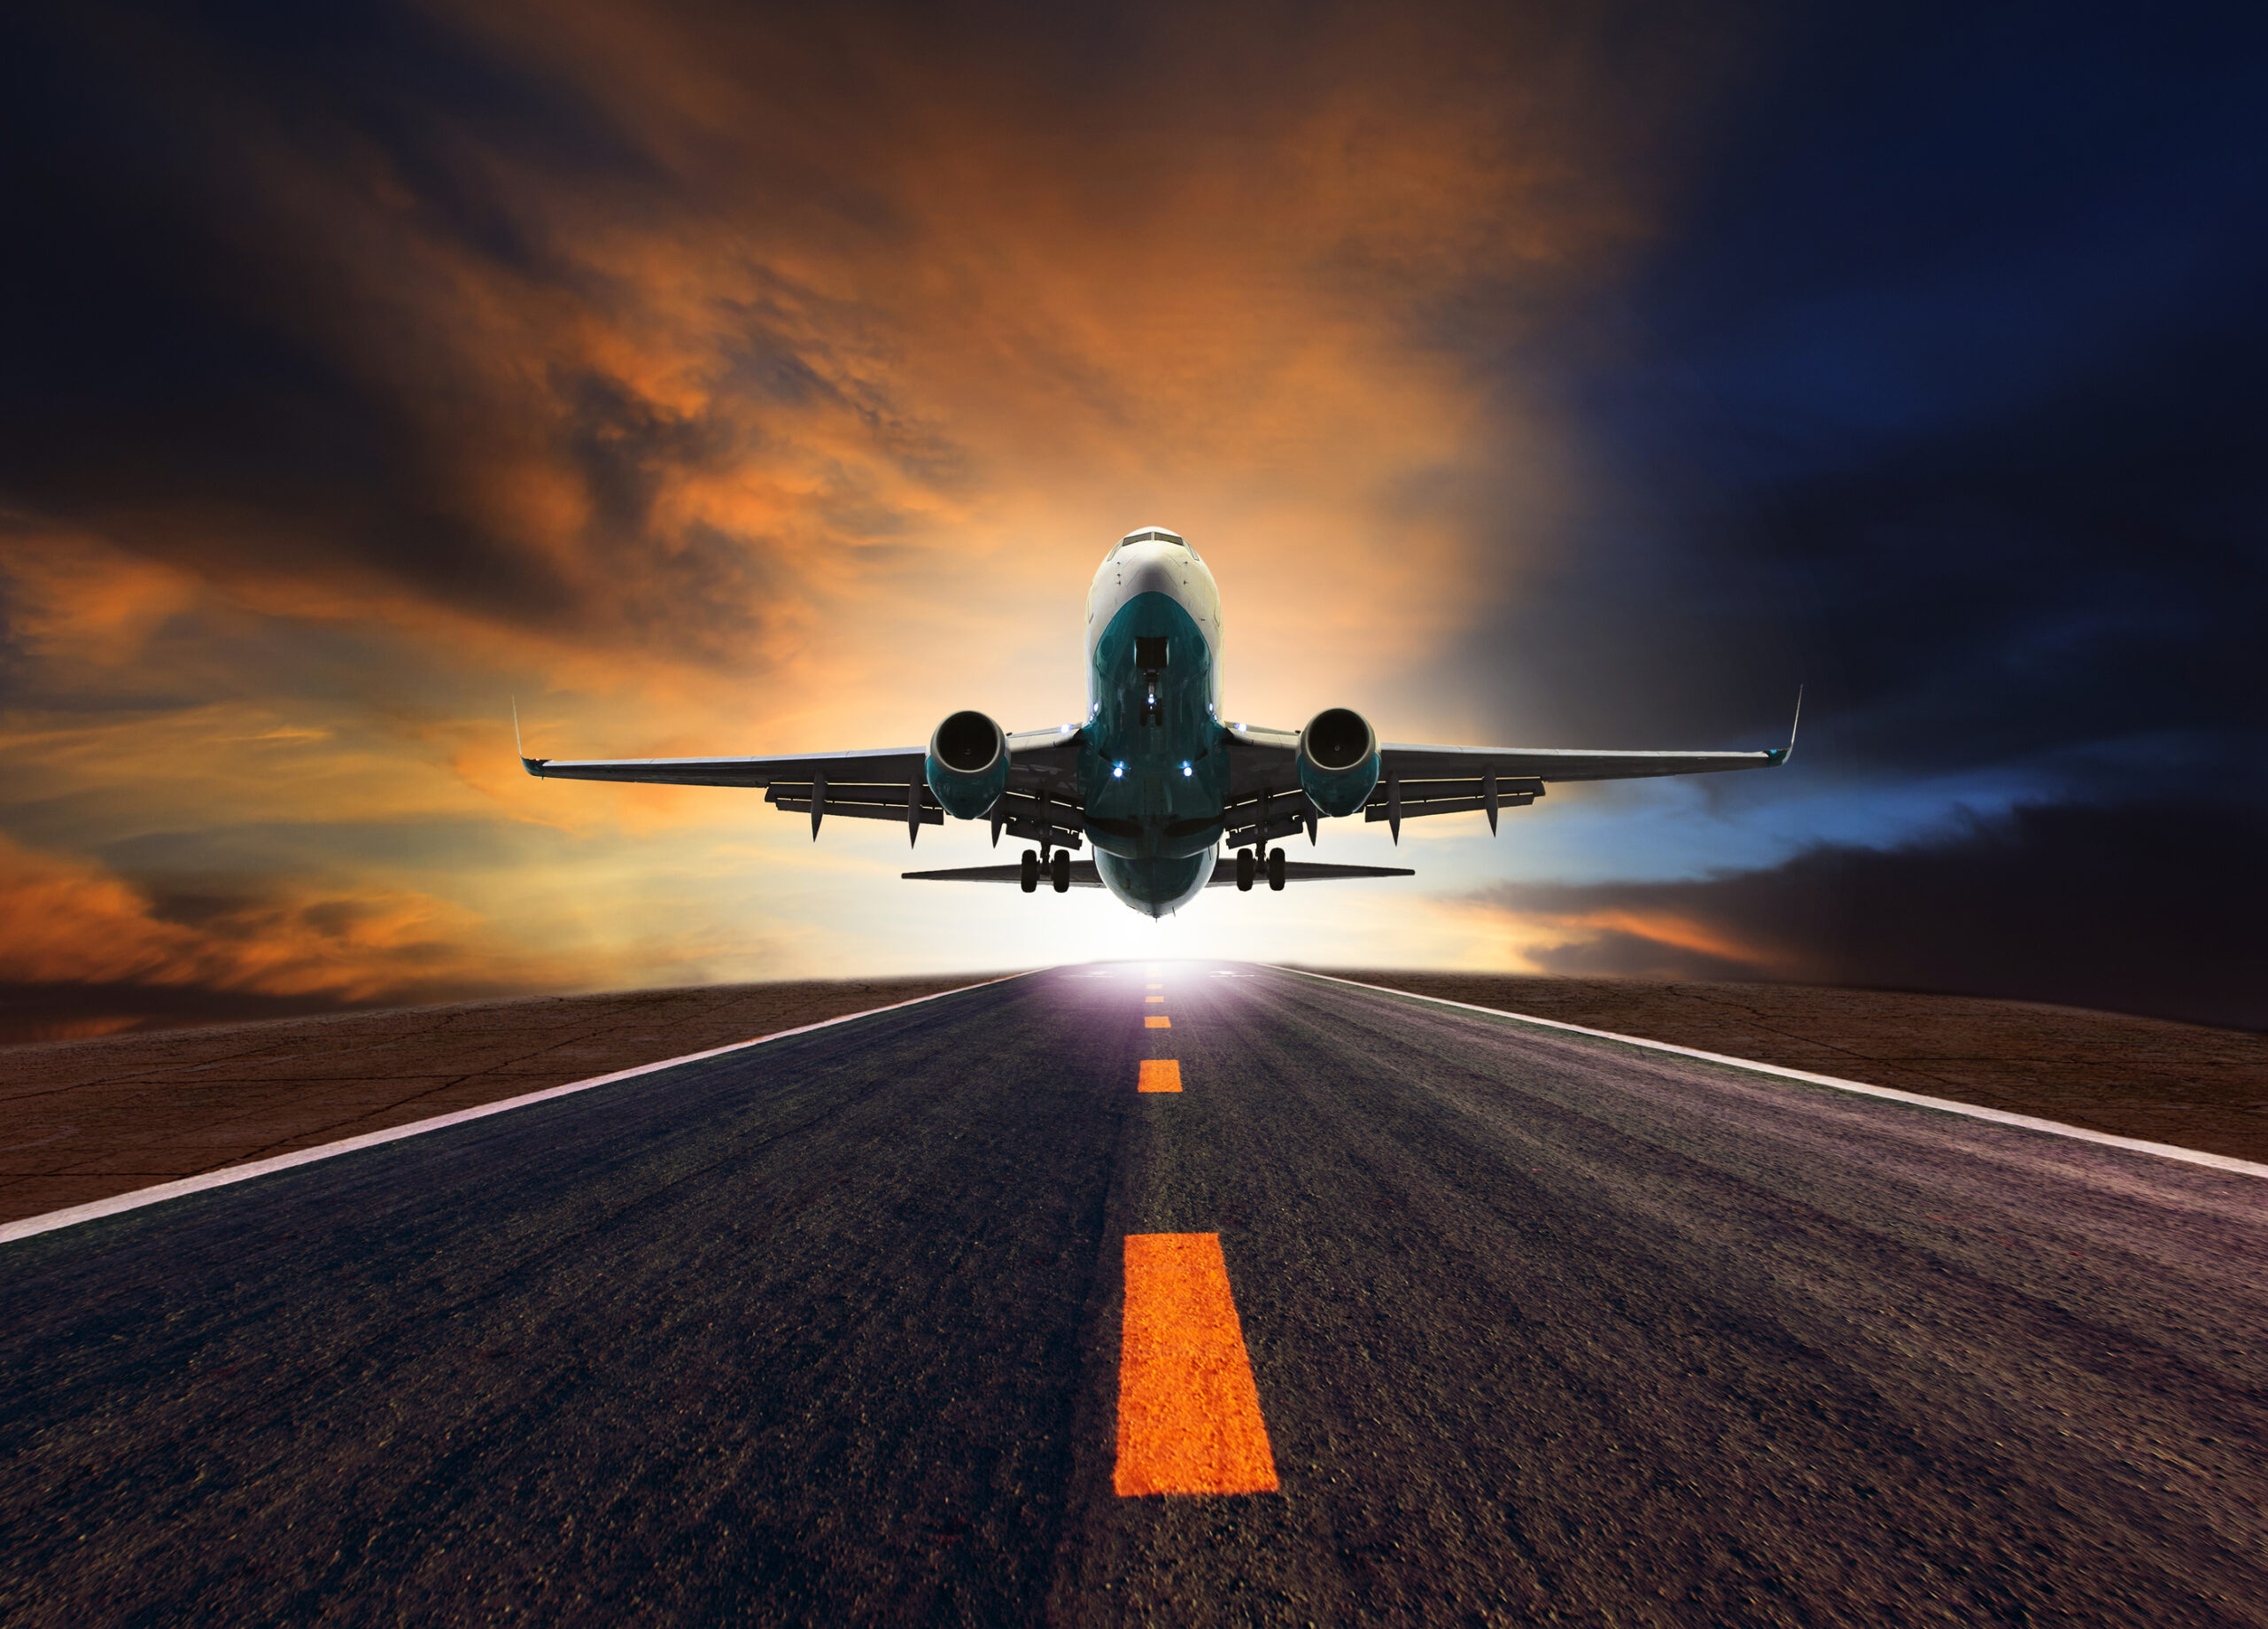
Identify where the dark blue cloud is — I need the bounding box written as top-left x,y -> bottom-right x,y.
1462,1 -> 2268,1022
1515,0 -> 2268,779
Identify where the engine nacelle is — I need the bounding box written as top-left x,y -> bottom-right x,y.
925,710 -> 1010,819
1297,707 -> 1380,818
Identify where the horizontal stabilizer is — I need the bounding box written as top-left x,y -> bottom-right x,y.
901,860 -> 1416,886
905,862 -> 1109,888
1220,861 -> 1414,885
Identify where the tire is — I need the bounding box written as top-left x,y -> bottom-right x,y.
1020,850 -> 1038,893
1051,849 -> 1071,893
1235,849 -> 1255,892
1267,847 -> 1286,891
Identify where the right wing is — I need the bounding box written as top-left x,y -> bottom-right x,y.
1220,697 -> 1797,842
521,725 -> 1087,848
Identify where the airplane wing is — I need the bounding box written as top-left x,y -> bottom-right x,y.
1219,701 -> 1796,844
521,725 -> 1087,849
902,861 -> 1415,886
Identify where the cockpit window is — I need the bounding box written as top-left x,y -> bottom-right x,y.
1113,527 -> 1190,555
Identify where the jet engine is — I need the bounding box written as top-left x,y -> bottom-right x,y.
1297,707 -> 1380,818
925,710 -> 1011,819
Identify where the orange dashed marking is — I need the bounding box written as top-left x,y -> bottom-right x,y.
1146,983 -> 1162,989
1145,996 -> 1165,1003
1114,1234 -> 1278,1495
1138,1059 -> 1182,1092
1146,1016 -> 1172,1029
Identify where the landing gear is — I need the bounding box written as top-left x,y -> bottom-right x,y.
1267,847 -> 1286,891
1020,849 -> 1038,893
1051,849 -> 1071,893
1235,848 -> 1255,892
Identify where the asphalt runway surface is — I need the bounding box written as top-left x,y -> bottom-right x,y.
4,965 -> 2264,1625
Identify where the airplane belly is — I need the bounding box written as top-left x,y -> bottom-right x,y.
1094,849 -> 1217,916
1079,592 -> 1227,863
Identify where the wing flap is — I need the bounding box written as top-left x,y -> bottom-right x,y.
765,784 -> 944,826
1364,793 -> 1535,824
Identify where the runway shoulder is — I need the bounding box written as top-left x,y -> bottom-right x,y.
0,974 -> 1015,1227
1309,967 -> 2268,1164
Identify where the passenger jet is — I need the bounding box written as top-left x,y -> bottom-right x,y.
522,526 -> 1792,916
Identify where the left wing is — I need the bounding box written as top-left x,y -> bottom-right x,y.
521,725 -> 1086,849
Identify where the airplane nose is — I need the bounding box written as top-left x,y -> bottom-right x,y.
1117,551 -> 1182,597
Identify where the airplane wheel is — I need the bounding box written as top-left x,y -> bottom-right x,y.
1267,847 -> 1286,891
1236,849 -> 1254,892
1051,849 -> 1071,893
1020,850 -> 1038,893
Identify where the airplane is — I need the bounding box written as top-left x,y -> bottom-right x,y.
521,525 -> 1795,917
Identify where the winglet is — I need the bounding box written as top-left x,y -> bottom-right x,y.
514,697 -> 547,777
1765,685 -> 1802,767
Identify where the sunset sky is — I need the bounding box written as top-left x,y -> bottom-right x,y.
4,0 -> 2264,1039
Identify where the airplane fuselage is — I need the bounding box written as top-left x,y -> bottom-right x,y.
1076,530 -> 1228,915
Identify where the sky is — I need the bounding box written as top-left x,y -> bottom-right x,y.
3,0 -> 2264,1041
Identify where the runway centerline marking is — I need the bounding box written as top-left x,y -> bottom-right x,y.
1138,1060 -> 1183,1093
1146,1016 -> 1171,1029
1145,996 -> 1165,1003
1115,1234 -> 1278,1495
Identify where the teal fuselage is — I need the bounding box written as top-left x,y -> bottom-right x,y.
1076,592 -> 1227,915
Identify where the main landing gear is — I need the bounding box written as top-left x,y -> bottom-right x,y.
1235,846 -> 1287,892
1021,849 -> 1071,893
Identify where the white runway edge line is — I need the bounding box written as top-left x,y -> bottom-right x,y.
1272,967 -> 2268,1183
0,972 -> 1039,1246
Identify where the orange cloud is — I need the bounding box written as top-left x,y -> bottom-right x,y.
0,834 -> 588,1005
1440,893 -> 1801,980
1553,908 -> 1789,971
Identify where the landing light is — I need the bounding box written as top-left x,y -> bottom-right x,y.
1113,762 -> 1125,779
1181,761 -> 1193,778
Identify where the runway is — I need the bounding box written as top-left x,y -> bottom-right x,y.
4,964 -> 2264,1625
